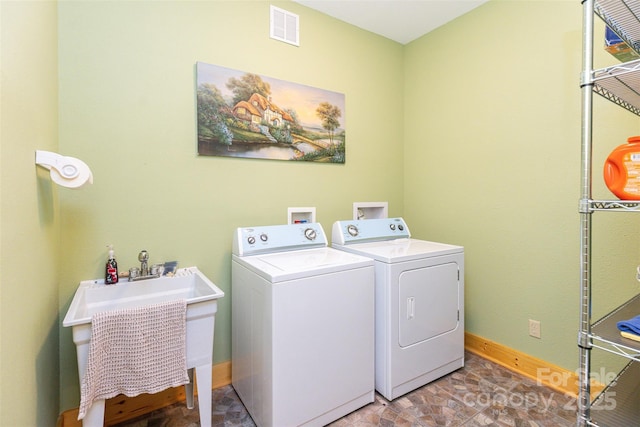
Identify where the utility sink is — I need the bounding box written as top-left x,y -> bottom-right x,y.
63,266 -> 224,427
63,266 -> 224,326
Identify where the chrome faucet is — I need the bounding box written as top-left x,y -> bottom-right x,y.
138,250 -> 149,276
128,250 -> 168,281
129,249 -> 160,282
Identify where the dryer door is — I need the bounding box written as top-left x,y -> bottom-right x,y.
398,262 -> 459,347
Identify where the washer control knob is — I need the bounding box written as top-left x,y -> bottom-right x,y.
390,224 -> 396,230
347,224 -> 359,237
398,224 -> 404,231
304,228 -> 317,241
247,236 -> 256,245
260,233 -> 268,242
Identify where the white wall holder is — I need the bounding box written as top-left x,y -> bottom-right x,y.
353,202 -> 388,220
35,150 -> 93,189
288,207 -> 316,224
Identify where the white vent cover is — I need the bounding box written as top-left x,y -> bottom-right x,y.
270,5 -> 299,46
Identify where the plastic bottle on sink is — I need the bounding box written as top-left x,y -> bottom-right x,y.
604,136 -> 640,200
105,244 -> 119,284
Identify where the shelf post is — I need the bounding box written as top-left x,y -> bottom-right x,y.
578,0 -> 595,425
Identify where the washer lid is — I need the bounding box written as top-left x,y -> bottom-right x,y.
233,247 -> 374,282
333,238 -> 463,263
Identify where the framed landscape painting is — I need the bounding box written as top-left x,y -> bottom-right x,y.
196,62 -> 346,163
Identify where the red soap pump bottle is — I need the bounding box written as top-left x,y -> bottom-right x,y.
604,136 -> 640,200
105,244 -> 119,284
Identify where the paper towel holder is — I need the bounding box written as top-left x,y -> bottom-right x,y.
35,150 -> 93,189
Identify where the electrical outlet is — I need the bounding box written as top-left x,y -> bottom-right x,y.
529,319 -> 541,339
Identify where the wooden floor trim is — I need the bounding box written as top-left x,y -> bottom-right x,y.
464,331 -> 602,397
58,334 -> 598,426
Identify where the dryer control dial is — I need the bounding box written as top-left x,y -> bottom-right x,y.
247,236 -> 256,245
347,224 -> 359,237
260,233 -> 268,242
304,228 -> 317,241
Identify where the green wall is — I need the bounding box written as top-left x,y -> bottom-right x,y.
2,0 -> 639,424
404,0 -> 640,372
57,0 -> 405,410
1,1 -> 61,426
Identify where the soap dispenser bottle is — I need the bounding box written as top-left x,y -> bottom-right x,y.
105,244 -> 119,284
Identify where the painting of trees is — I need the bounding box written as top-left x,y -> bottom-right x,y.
197,83 -> 233,148
226,73 -> 271,105
316,102 -> 342,145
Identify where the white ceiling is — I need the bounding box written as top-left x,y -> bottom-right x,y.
293,0 -> 488,45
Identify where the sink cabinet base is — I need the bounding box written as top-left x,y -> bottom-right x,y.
70,299 -> 218,427
81,364 -> 213,427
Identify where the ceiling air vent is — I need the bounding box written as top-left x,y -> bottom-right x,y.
270,5 -> 299,46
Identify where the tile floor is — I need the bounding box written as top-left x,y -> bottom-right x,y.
113,352 -> 578,427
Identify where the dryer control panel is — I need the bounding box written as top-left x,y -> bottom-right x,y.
233,223 -> 327,256
332,217 -> 411,245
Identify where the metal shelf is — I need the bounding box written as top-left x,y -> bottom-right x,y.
588,199 -> 640,211
591,0 -> 640,116
595,0 -> 640,55
580,1 -> 640,425
591,293 -> 640,361
590,361 -> 640,426
592,59 -> 640,116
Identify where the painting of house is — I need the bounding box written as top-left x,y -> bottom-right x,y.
233,93 -> 295,128
196,62 -> 345,163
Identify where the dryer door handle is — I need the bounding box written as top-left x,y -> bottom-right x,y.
407,297 -> 415,320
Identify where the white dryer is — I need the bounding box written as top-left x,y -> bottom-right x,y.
332,217 -> 464,401
232,223 -> 375,427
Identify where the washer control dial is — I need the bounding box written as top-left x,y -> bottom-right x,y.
347,224 -> 359,237
260,233 -> 268,242
247,236 -> 256,245
304,228 -> 317,241
390,224 -> 396,230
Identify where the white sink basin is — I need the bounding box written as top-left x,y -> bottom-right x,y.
63,266 -> 224,427
63,266 -> 224,327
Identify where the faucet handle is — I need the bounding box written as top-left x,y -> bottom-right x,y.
138,250 -> 149,263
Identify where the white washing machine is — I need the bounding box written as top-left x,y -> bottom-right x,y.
332,217 -> 464,401
231,222 -> 375,427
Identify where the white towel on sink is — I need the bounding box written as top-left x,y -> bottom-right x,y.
78,299 -> 189,420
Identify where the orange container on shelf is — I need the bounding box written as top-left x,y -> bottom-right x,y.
604,136 -> 640,200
